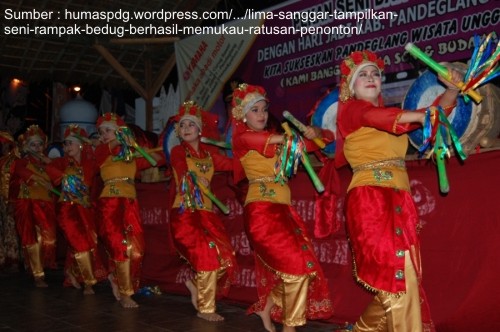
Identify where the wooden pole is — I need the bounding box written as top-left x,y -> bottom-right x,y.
93,44 -> 148,99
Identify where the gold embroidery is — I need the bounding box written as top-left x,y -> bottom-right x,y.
195,161 -> 211,174
373,168 -> 394,182
259,183 -> 276,197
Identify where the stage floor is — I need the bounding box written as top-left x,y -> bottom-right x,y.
0,267 -> 345,332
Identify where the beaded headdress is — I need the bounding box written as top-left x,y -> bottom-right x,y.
231,83 -> 268,121
96,112 -> 125,129
18,124 -> 47,149
64,124 -> 89,144
339,50 -> 385,102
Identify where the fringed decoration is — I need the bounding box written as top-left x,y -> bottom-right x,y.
61,174 -> 88,204
113,126 -> 157,165
274,129 -> 305,185
462,32 -> 500,102
113,127 -> 136,163
179,171 -> 204,213
419,106 -> 467,193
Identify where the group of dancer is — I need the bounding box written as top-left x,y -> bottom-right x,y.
0,50 -> 462,331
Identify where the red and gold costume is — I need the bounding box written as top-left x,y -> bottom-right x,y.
0,132 -> 21,268
336,50 -> 455,332
94,113 -> 158,298
13,125 -> 57,280
169,101 -> 237,314
45,126 -> 107,288
231,84 -> 333,327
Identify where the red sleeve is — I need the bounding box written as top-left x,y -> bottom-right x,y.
13,158 -> 33,182
170,145 -> 188,180
94,143 -> 112,167
233,130 -> 276,158
212,152 -> 232,172
340,99 -> 422,136
44,158 -> 66,186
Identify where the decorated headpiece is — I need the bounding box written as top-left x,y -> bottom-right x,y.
64,124 -> 89,144
175,101 -> 203,133
339,50 -> 385,102
231,83 -> 268,121
96,112 -> 125,130
18,125 -> 47,149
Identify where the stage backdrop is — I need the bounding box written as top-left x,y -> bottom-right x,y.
232,0 -> 499,123
175,0 -> 499,122
139,150 -> 500,332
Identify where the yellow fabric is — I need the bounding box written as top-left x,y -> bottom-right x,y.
271,274 -> 310,327
74,251 -> 97,286
172,154 -> 214,211
194,270 -> 220,313
353,252 -> 422,332
114,259 -> 134,297
100,156 -> 136,198
19,163 -> 53,201
240,151 -> 290,205
25,228 -> 44,278
344,127 -> 410,192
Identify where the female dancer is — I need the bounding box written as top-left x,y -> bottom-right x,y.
13,125 -> 57,287
45,125 -> 107,294
335,50 -> 461,331
169,101 -> 236,322
230,84 -> 334,332
95,113 -> 163,308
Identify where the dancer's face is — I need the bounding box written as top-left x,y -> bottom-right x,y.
352,65 -> 382,105
244,100 -> 269,131
178,119 -> 200,143
63,140 -> 81,159
98,126 -> 116,144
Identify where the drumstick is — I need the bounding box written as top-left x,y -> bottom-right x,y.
283,111 -> 326,149
132,146 -> 163,158
200,137 -> 232,149
190,172 -> 230,215
405,43 -> 483,103
281,122 -> 325,193
435,130 -> 450,194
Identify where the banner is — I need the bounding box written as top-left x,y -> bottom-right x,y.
232,0 -> 499,122
175,18 -> 262,110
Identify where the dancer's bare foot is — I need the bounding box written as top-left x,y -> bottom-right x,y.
108,274 -> 121,301
66,270 -> 81,289
197,312 -> 225,322
34,277 -> 48,288
256,295 -> 276,332
256,311 -> 276,332
83,284 -> 95,295
119,295 -> 139,308
185,279 -> 198,310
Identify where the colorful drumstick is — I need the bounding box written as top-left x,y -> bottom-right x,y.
190,172 -> 230,215
435,130 -> 450,194
200,137 -> 232,149
133,146 -> 163,158
283,111 -> 326,149
405,43 -> 483,103
281,122 -> 325,193
116,127 -> 157,166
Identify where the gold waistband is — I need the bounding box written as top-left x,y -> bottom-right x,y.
352,158 -> 406,173
104,177 -> 134,185
248,176 -> 279,184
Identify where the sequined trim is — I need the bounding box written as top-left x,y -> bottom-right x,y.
248,176 -> 276,184
352,158 -> 406,173
257,254 -> 317,279
103,177 -> 134,185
